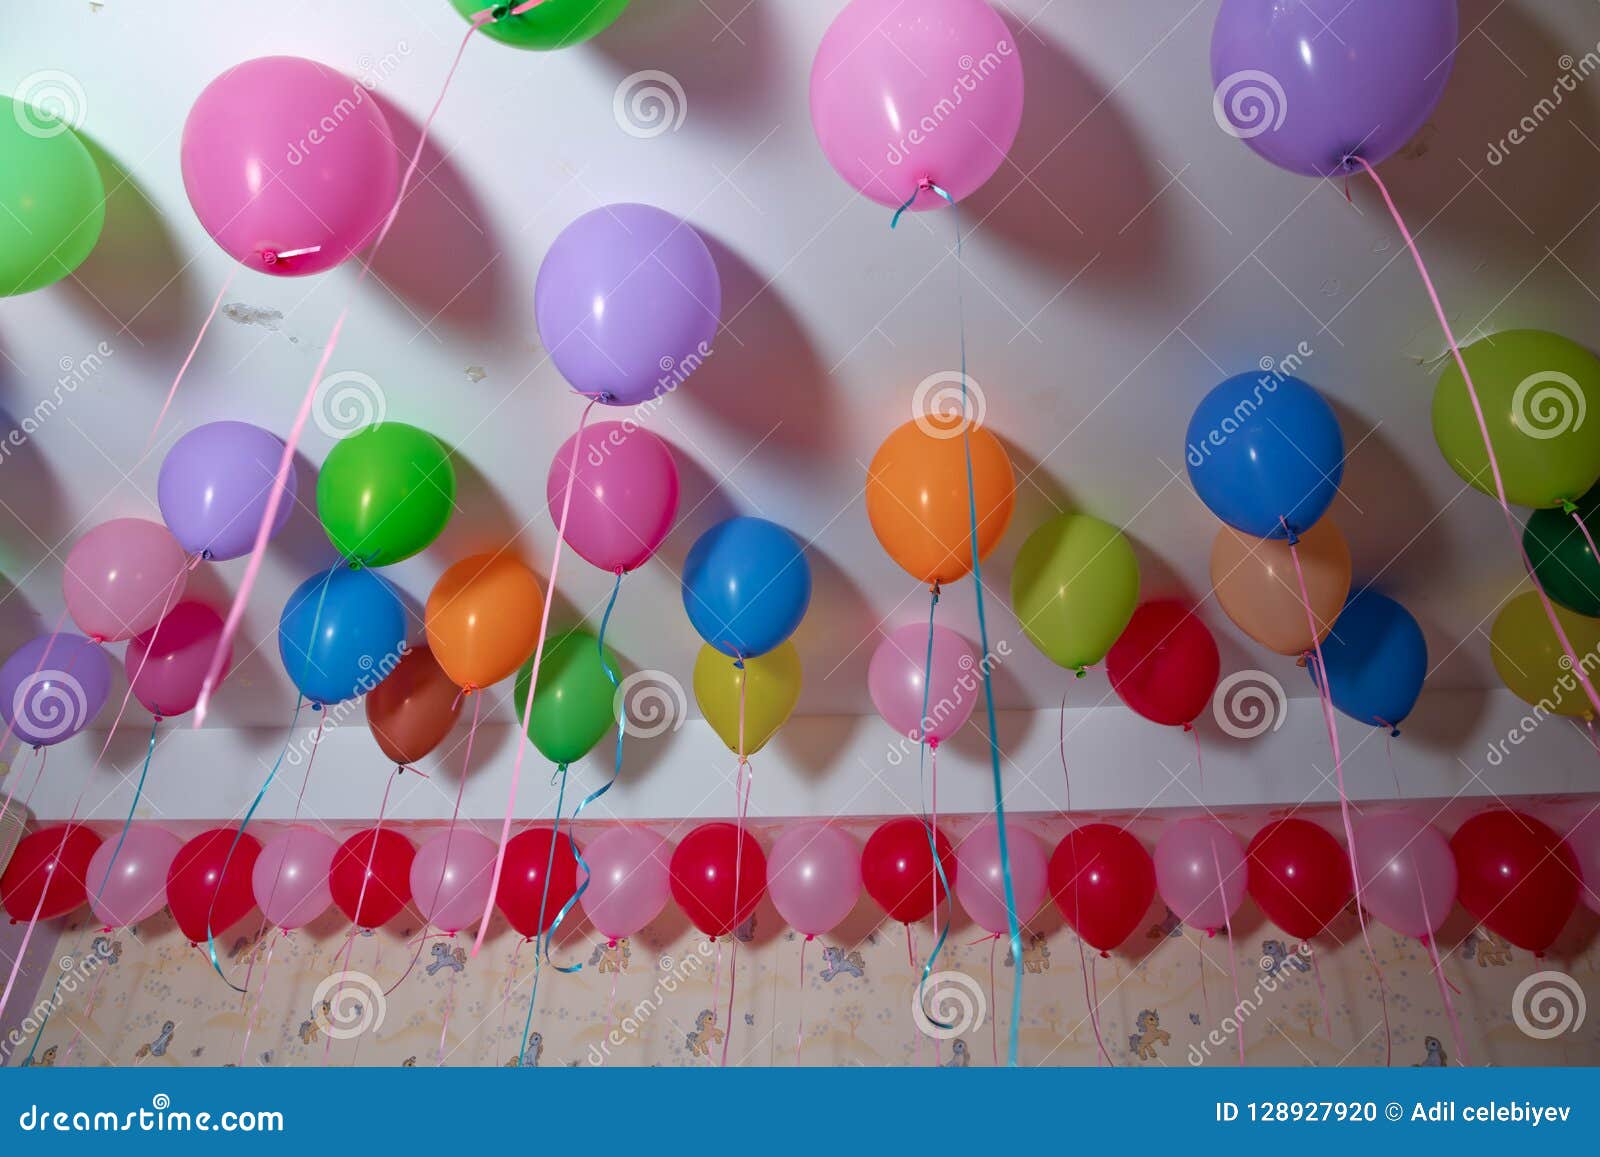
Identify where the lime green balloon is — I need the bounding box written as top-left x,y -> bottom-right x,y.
317,423 -> 455,566
1010,513 -> 1140,672
1489,591 -> 1600,718
1433,329 -> 1600,509
452,0 -> 630,49
514,628 -> 620,765
1524,483 -> 1600,617
0,96 -> 105,297
693,641 -> 801,757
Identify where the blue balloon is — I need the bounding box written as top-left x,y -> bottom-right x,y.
1185,372 -> 1344,538
278,566 -> 408,706
682,517 -> 811,659
1308,591 -> 1427,732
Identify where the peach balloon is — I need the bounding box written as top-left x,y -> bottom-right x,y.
425,554 -> 544,691
1210,519 -> 1350,655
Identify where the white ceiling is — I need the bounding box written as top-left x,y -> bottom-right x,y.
3,0 -> 1599,732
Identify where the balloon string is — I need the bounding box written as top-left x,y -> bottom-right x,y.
1088,948 -> 1112,1067
1354,156 -> 1600,718
1075,936 -> 1110,1065
325,766 -> 402,1063
498,938 -> 524,1067
20,928 -> 82,1065
145,267 -> 237,450
59,946 -> 110,1065
795,934 -> 811,1067
1418,884 -> 1468,1066
721,748 -> 752,1068
0,745 -> 47,834
1190,726 -> 1204,797
1212,841 -> 1245,1067
989,935 -> 1000,1067
92,716 -> 160,911
418,694 -> 481,985
193,10 -> 490,729
1285,527 -> 1392,1066
477,397 -> 599,956
1376,722 -> 1403,797
517,761 -> 570,1066
721,937 -> 740,1069
239,929 -> 283,1066
252,716 -> 325,953
1310,949 -> 1334,1041
911,584 -> 954,1032
1057,684 -> 1072,813
1197,931 -> 1211,1021
93,563 -> 187,773
1571,508 -> 1600,569
436,955 -> 460,1066
706,936 -> 725,1066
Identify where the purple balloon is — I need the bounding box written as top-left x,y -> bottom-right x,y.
89,826 -> 183,928
158,421 -> 296,561
534,204 -> 721,406
767,824 -> 862,936
0,633 -> 112,747
1154,819 -> 1246,933
1352,812 -> 1457,939
954,820 -> 1048,936
1211,0 -> 1457,177
868,623 -> 978,745
410,829 -> 497,934
252,826 -> 337,930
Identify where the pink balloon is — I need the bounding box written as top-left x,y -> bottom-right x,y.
181,57 -> 399,276
410,829 -> 497,934
125,602 -> 231,718
1568,811 -> 1600,915
1154,820 -> 1246,933
252,827 -> 337,930
546,422 -> 680,573
1352,813 -> 1457,939
578,827 -> 672,940
767,824 -> 862,936
954,820 -> 1047,935
62,518 -> 189,642
810,0 -> 1024,211
868,623 -> 979,745
87,827 -> 182,928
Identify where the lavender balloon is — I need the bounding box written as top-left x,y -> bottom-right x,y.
158,421 -> 296,561
0,633 -> 111,747
534,204 -> 720,406
1211,0 -> 1457,177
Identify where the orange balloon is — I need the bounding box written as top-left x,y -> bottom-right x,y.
1210,519 -> 1350,656
865,415 -> 1015,585
425,554 -> 545,690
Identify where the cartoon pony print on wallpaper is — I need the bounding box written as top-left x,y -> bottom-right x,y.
426,944 -> 467,976
1003,933 -> 1051,974
1128,1010 -> 1170,1061
587,939 -> 631,973
820,947 -> 865,981
685,1010 -> 724,1057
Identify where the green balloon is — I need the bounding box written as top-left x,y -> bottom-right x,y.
514,628 -> 620,765
1525,483 -> 1600,617
316,423 -> 455,566
1010,513 -> 1140,672
1433,329 -> 1600,509
451,0 -> 630,49
0,96 -> 105,297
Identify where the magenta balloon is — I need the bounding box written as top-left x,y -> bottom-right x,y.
547,422 -> 680,573
62,519 -> 189,642
410,830 -> 498,934
767,824 -> 862,936
1569,812 -> 1600,916
252,827 -> 337,930
868,623 -> 979,745
954,820 -> 1047,936
87,827 -> 182,928
1154,820 -> 1246,933
578,827 -> 672,940
810,0 -> 1024,211
125,602 -> 231,719
1352,813 -> 1456,938
181,57 -> 399,276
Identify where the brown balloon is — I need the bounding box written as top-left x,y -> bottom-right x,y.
1210,518 -> 1350,656
366,645 -> 463,765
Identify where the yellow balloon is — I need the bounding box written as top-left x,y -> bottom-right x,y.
694,641 -> 801,756
1490,591 -> 1600,718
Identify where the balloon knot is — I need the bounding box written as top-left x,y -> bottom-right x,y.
1390,727 -> 1401,739
1563,498 -> 1580,515
804,932 -> 815,941
261,249 -> 278,266
152,715 -> 163,725
927,737 -> 939,753
311,702 -> 324,713
1181,721 -> 1193,732
1099,950 -> 1110,959
607,937 -> 617,948
491,3 -> 511,18
1074,667 -> 1087,679
200,549 -> 213,562
929,580 -> 941,600
88,635 -> 105,646
917,176 -> 934,192
732,658 -> 745,671
1206,928 -> 1217,939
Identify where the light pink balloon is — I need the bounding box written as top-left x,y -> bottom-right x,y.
1154,820 -> 1246,933
87,827 -> 182,929
546,422 -> 679,574
62,518 -> 189,642
578,827 -> 671,940
767,823 -> 862,936
252,827 -> 336,930
410,829 -> 497,934
1568,811 -> 1600,915
1353,813 -> 1457,939
181,57 -> 399,276
125,602 -> 231,719
810,0 -> 1024,211
868,623 -> 979,745
954,820 -> 1047,936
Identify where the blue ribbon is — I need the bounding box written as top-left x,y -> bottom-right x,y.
93,715 -> 160,910
914,585 -> 956,1030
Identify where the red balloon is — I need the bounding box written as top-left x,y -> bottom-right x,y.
495,827 -> 580,940
1106,600 -> 1221,727
669,822 -> 766,937
1451,810 -> 1578,954
0,826 -> 101,922
166,829 -> 261,943
330,828 -> 415,929
1246,818 -> 1351,941
862,817 -> 954,924
1048,824 -> 1155,952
